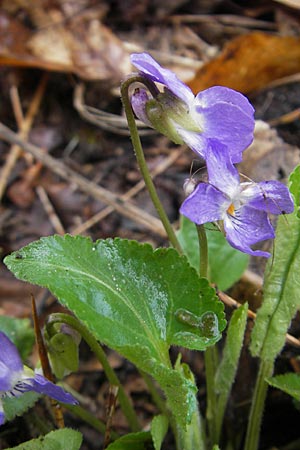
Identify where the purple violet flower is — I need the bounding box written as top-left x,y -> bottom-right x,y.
0,331 -> 78,425
180,141 -> 294,257
130,52 -> 255,164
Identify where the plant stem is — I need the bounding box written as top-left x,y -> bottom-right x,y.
196,224 -> 208,278
196,224 -> 218,445
204,345 -> 218,445
244,359 -> 274,450
48,313 -> 141,432
140,370 -> 168,416
121,76 -> 183,254
63,403 -> 119,440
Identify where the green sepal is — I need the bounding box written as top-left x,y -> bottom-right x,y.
44,323 -> 80,379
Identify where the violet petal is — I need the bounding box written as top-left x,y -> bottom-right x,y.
130,88 -> 152,125
180,183 -> 227,225
27,374 -> 78,405
195,86 -> 254,118
241,180 -> 294,215
130,53 -> 194,104
204,141 -> 240,196
194,101 -> 254,163
224,206 -> 275,257
0,332 -> 23,372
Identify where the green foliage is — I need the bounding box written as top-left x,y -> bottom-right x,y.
214,303 -> 248,441
215,303 -> 248,394
0,316 -> 35,360
4,236 -> 226,428
105,431 -> 152,450
177,216 -> 249,290
289,164 -> 300,212
45,331 -> 80,379
250,165 -> 300,361
266,373 -> 300,402
2,392 -> 40,423
150,415 -> 169,450
7,428 -> 82,450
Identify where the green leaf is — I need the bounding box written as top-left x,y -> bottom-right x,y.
289,164 -> 300,212
215,303 -> 248,395
266,373 -> 300,401
151,415 -> 168,450
250,165 -> 300,361
7,428 -> 82,450
214,303 -> 248,440
105,431 -> 152,450
4,236 -> 226,427
177,216 -> 249,290
3,391 -> 40,423
0,316 -> 35,360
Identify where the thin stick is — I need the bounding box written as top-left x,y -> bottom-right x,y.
103,385 -> 119,449
10,85 -> 24,128
72,146 -> 184,235
218,291 -> 300,348
0,122 -> 167,237
0,74 -> 48,201
36,186 -> 65,235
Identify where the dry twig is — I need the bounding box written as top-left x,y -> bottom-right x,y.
0,74 -> 48,201
218,290 -> 300,348
36,186 -> 66,235
0,122 -> 167,237
72,146 -> 185,235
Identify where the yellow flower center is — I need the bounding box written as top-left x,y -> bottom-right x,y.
227,203 -> 235,216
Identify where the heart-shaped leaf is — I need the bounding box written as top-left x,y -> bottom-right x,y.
4,236 -> 226,426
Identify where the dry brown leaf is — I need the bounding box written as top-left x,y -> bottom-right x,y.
0,10 -> 130,81
273,0 -> 300,8
188,32 -> 300,94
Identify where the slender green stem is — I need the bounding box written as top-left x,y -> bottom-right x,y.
196,223 -> 218,445
244,359 -> 274,450
139,370 -> 168,416
215,390 -> 228,443
204,345 -> 218,445
196,224 -> 208,278
47,313 -> 141,432
121,76 -> 183,254
63,403 -> 119,440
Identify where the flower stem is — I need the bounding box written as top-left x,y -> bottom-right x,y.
47,313 -> 141,432
121,76 -> 183,254
204,345 -> 218,445
63,403 -> 119,440
196,224 -> 208,278
244,359 -> 274,450
196,224 -> 218,445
